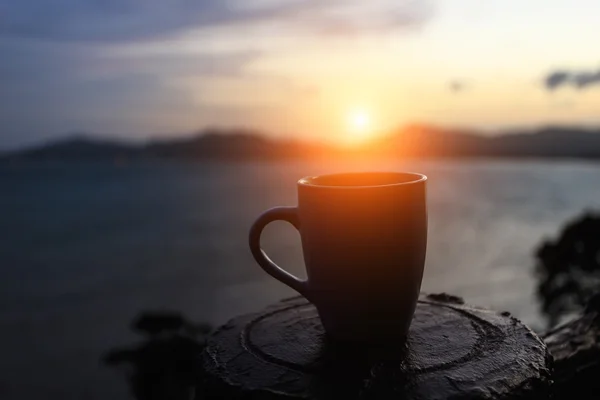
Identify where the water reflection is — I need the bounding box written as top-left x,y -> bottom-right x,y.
5,160 -> 600,398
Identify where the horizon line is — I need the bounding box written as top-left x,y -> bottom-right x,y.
4,121 -> 600,154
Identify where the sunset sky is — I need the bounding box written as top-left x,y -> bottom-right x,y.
2,0 -> 600,149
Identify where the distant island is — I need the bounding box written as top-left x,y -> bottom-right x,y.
3,124 -> 600,162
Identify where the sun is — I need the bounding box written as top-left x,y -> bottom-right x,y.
345,109 -> 373,143
349,110 -> 370,131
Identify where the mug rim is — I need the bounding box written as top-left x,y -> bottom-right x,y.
298,171 -> 427,189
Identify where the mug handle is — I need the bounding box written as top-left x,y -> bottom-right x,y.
249,206 -> 310,298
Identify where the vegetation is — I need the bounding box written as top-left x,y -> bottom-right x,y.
535,212 -> 600,327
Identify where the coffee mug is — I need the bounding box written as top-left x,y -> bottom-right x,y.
249,172 -> 427,343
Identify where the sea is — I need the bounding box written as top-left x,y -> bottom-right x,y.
2,158 -> 600,399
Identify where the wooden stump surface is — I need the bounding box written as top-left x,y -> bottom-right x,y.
201,294 -> 551,400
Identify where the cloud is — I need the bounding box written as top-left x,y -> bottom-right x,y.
99,50 -> 262,79
0,37 -> 260,148
1,0 -> 263,42
545,71 -> 570,90
573,70 -> 600,88
449,80 -> 467,93
1,0 -> 430,43
0,0 -> 432,149
544,68 -> 600,91
284,0 -> 431,37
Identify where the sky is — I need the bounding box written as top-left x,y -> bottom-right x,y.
1,0 -> 600,150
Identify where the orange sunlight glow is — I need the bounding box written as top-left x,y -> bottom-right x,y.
346,109 -> 373,144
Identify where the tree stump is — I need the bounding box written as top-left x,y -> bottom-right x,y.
201,294 -> 551,400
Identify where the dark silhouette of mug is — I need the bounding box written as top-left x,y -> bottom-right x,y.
249,172 -> 427,343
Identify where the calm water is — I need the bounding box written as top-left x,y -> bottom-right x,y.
2,158 -> 600,399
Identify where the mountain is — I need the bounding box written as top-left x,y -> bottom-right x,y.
365,125 -> 600,159
143,128 -> 331,160
485,127 -> 600,158
6,134 -> 137,161
4,125 -> 600,162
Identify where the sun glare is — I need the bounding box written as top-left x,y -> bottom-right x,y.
350,110 -> 370,130
346,109 -> 373,144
